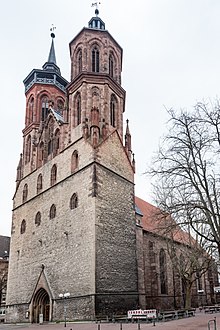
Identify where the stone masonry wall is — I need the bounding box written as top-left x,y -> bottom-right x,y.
95,164 -> 138,317
7,140 -> 98,322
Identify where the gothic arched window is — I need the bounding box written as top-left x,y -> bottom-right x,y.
71,150 -> 79,173
54,129 -> 60,156
41,96 -> 49,121
77,49 -> 82,74
37,174 -> 43,194
50,164 -> 57,186
159,249 -> 168,294
20,219 -> 26,234
109,53 -> 114,78
28,97 -> 34,125
70,193 -> 78,209
49,204 -> 56,219
92,46 -> 100,73
35,211 -> 41,227
22,184 -> 28,203
57,100 -> 64,114
75,93 -> 81,126
110,95 -> 117,127
25,135 -> 31,164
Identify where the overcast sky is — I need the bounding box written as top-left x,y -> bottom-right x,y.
1,0 -> 220,236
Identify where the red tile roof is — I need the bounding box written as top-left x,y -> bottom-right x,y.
135,196 -> 194,246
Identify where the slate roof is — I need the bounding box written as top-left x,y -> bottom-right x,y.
135,196 -> 192,246
0,236 -> 10,258
51,109 -> 65,124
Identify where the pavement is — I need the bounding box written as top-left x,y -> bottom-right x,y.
0,312 -> 219,330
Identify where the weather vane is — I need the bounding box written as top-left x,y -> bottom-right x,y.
50,24 -> 56,38
91,2 -> 101,16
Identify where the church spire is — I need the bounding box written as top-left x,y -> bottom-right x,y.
42,28 -> 61,74
47,34 -> 56,65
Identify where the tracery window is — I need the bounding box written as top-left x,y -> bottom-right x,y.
70,193 -> 78,210
50,164 -> 57,186
41,96 -> 49,121
110,95 -> 117,127
35,211 -> 41,226
92,46 -> 100,73
71,150 -> 79,173
22,184 -> 28,203
49,204 -> 56,219
37,174 -> 43,194
25,135 -> 31,164
109,53 -> 114,78
20,219 -> 26,234
159,248 -> 168,294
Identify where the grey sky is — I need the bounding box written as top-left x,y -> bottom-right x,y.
1,0 -> 220,236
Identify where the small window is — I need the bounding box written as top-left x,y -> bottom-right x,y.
37,174 -> 43,194
49,204 -> 56,219
51,164 -> 57,186
22,184 -> 28,203
35,212 -> 41,226
20,219 -> 26,234
71,150 -> 79,173
70,193 -> 78,209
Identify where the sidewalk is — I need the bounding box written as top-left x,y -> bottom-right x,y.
0,312 -> 219,330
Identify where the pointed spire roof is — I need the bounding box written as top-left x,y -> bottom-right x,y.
42,32 -> 60,74
48,37 -> 56,64
23,31 -> 69,93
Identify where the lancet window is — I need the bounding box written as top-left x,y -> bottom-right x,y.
110,95 -> 117,127
50,164 -> 57,186
37,174 -> 43,194
92,46 -> 100,73
70,193 -> 78,209
159,248 -> 168,294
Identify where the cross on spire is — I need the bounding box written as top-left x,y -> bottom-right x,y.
50,24 -> 56,38
91,2 -> 101,16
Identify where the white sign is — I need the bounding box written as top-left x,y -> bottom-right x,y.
214,286 -> 220,293
127,309 -> 157,319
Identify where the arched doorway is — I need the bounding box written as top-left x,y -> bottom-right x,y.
32,288 -> 50,323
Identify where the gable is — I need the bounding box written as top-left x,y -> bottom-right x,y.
97,130 -> 134,182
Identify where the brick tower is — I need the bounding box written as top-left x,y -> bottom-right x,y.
6,9 -> 138,322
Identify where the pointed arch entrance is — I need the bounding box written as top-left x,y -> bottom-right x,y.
32,288 -> 50,323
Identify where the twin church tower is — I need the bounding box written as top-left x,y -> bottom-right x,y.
6,9 -> 139,322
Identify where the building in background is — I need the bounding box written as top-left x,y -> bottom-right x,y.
0,236 -> 10,322
6,9 -> 218,323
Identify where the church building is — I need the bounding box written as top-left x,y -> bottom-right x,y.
6,9 -> 217,323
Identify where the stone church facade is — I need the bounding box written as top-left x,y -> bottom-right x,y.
6,10 -> 218,323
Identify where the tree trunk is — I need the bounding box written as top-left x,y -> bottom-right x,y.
185,284 -> 192,310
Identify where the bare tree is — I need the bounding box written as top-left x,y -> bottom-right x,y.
148,100 -> 220,259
